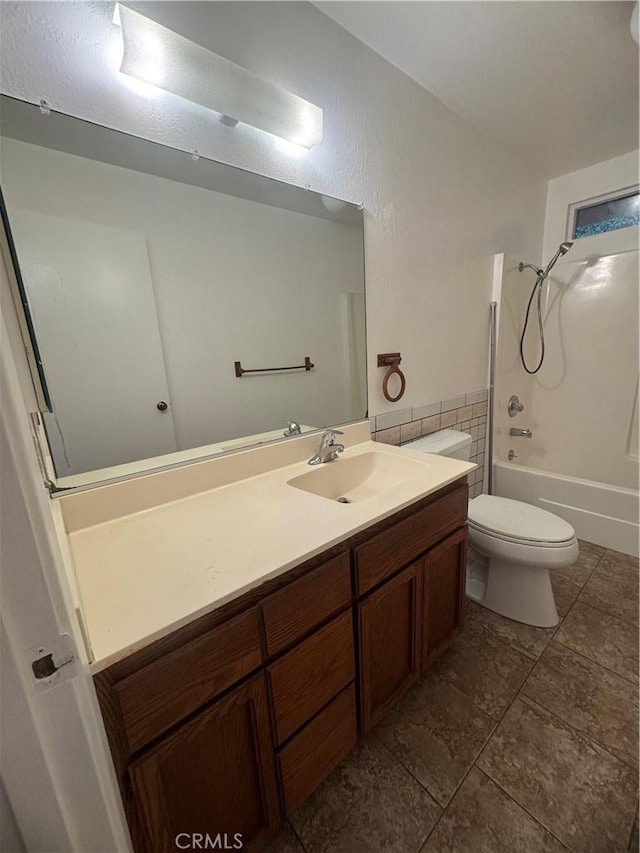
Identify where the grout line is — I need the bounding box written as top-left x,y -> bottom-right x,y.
414,717 -> 501,851
552,635 -> 639,688
469,574 -> 636,844
474,765 -> 571,850
520,693 -> 640,774
288,820 -> 308,853
371,681 -> 499,802
573,592 -> 640,630
369,732 -> 448,853
422,546 -> 636,849
626,806 -> 639,852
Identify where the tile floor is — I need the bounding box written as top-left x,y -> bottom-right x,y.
268,541 -> 639,853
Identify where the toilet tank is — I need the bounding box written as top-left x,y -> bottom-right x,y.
405,428 -> 472,460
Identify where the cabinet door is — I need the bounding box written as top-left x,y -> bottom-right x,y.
129,674 -> 280,853
423,528 -> 467,669
359,560 -> 422,734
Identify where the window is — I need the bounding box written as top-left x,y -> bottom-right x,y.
568,186 -> 639,239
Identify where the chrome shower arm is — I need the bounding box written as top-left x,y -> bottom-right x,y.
518,261 -> 543,276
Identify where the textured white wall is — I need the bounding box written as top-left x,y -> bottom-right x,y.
0,1 -> 547,418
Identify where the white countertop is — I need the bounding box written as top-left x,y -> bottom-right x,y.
67,438 -> 475,673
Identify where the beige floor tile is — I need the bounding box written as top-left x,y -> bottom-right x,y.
428,617 -> 533,720
555,601 -> 639,685
291,736 -> 441,853
553,541 -> 602,584
579,557 -> 639,626
550,571 -> 582,617
578,539 -> 607,558
465,600 -> 556,660
374,674 -> 495,807
421,767 -> 567,853
601,550 -> 640,573
265,823 -> 305,853
477,697 -> 638,853
522,641 -> 639,768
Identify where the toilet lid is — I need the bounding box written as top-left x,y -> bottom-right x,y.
468,495 -> 575,544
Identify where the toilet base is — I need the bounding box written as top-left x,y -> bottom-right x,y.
466,551 -> 559,628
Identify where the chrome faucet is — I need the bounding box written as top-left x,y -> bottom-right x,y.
509,427 -> 533,438
308,429 -> 345,465
283,420 -> 302,437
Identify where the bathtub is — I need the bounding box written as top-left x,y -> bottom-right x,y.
493,461 -> 639,557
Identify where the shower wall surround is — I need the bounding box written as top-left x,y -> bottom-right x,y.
371,389 -> 488,498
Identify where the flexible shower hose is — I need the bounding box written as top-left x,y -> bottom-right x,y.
520,273 -> 546,374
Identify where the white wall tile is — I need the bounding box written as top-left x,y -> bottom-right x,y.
376,408 -> 412,430
412,401 -> 441,420
441,395 -> 466,412
465,389 -> 489,406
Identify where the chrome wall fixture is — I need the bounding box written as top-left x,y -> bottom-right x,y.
509,427 -> 533,438
508,395 -> 525,418
113,4 -> 323,148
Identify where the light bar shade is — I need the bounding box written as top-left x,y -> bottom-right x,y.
115,5 -> 323,148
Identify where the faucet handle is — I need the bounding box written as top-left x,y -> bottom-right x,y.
508,395 -> 525,418
283,420 -> 302,437
323,428 -> 344,443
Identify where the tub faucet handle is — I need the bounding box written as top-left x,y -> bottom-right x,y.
508,395 -> 525,418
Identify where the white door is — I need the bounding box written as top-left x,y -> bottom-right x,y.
9,209 -> 177,476
1,239 -> 132,850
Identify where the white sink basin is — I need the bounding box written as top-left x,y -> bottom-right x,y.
287,450 -> 434,504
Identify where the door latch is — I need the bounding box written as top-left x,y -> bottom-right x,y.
27,634 -> 78,691
31,652 -> 74,680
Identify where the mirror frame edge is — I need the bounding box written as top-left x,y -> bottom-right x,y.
1,187 -> 52,414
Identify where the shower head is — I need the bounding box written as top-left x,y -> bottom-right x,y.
542,241 -> 573,277
518,241 -> 574,278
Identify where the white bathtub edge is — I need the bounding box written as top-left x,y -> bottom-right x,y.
493,462 -> 639,558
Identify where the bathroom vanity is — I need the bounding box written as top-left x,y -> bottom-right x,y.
78,436 -> 471,852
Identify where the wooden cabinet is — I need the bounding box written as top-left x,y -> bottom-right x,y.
359,560 -> 423,734
423,527 -> 467,668
355,482 -> 467,595
268,609 -> 355,744
95,479 -> 469,853
115,608 -> 262,753
129,674 -> 280,853
261,551 -> 351,657
277,684 -> 358,815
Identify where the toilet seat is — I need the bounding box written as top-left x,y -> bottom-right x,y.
468,495 -> 575,547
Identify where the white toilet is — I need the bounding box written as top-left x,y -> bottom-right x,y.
407,429 -> 579,627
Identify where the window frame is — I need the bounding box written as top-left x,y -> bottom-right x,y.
566,184 -> 640,241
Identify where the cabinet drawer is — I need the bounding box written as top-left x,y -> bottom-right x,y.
278,683 -> 358,816
262,551 -> 351,657
268,609 -> 355,745
115,608 -> 262,753
356,481 -> 468,595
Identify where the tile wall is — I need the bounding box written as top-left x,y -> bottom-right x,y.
371,390 -> 488,498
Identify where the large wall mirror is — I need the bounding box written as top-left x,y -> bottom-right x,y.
0,95 -> 367,489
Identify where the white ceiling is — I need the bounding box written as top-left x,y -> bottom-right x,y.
314,1 -> 639,178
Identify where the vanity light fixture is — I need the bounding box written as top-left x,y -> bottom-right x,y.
112,4 -> 323,149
